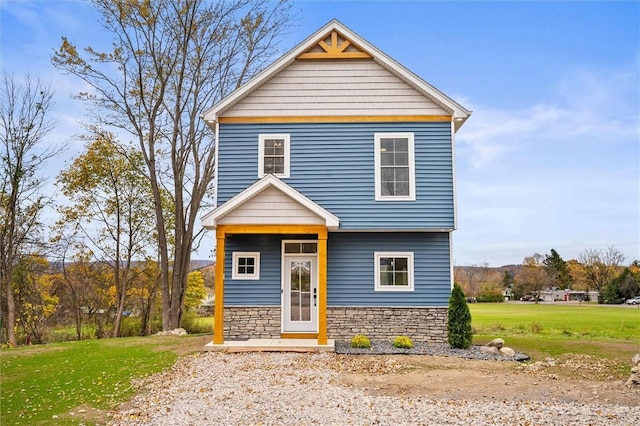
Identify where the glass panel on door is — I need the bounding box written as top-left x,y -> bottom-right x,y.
290,260 -> 312,322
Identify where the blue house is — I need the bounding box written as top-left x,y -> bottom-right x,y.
201,20 -> 471,345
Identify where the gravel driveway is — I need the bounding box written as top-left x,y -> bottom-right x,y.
108,352 -> 640,426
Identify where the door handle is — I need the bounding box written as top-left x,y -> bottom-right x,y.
313,288 -> 317,307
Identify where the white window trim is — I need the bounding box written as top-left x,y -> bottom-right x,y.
374,132 -> 416,201
258,133 -> 290,178
374,251 -> 414,292
232,252 -> 260,280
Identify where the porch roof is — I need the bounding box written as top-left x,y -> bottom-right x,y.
201,175 -> 340,230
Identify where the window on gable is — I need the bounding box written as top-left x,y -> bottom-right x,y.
232,252 -> 260,280
374,133 -> 415,201
374,252 -> 414,292
258,134 -> 290,178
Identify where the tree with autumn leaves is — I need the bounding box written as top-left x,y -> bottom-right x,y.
55,129 -> 157,337
51,0 -> 293,331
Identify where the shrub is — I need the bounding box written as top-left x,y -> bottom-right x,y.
448,283 -> 473,349
530,322 -> 543,334
118,317 -> 144,337
351,334 -> 371,349
476,293 -> 504,303
393,336 -> 413,349
180,312 -> 211,334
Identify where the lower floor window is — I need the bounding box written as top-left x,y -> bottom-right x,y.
374,252 -> 414,291
232,252 -> 260,280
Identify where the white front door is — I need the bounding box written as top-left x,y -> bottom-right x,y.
283,255 -> 318,332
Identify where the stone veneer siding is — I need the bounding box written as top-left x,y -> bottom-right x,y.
327,307 -> 448,343
224,306 -> 281,340
223,306 -> 447,343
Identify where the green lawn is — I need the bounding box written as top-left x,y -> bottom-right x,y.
470,303 -> 640,341
470,303 -> 640,374
0,335 -> 205,425
1,306 -> 638,425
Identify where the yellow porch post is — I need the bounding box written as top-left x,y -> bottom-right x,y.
213,229 -> 226,344
317,230 -> 328,345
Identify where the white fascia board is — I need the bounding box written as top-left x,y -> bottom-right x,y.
200,175 -> 340,229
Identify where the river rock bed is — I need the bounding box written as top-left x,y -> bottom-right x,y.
335,340 -> 531,361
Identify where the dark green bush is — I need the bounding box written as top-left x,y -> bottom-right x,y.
448,283 -> 473,349
476,293 -> 504,303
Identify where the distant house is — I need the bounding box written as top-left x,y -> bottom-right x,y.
201,19 -> 471,345
198,288 -> 215,316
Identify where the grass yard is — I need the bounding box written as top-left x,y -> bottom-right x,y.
471,303 -> 640,377
0,335 -> 207,425
1,306 -> 638,425
470,303 -> 640,341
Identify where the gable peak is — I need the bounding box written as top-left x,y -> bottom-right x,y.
297,28 -> 372,60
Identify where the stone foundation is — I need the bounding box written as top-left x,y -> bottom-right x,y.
327,307 -> 448,343
224,306 -> 281,339
223,305 -> 448,343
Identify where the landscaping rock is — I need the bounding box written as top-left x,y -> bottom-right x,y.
486,338 -> 505,349
155,328 -> 187,336
626,354 -> 640,387
499,347 -> 516,357
480,346 -> 500,356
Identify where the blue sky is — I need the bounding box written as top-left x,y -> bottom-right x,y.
1,0 -> 639,266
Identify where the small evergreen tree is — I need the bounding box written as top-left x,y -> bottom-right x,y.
448,283 -> 473,349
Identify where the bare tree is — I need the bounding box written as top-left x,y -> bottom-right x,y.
579,246 -> 625,303
52,0 -> 294,329
515,254 -> 548,303
0,73 -> 60,345
454,262 -> 491,297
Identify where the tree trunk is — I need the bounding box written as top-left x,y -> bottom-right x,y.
5,276 -> 16,346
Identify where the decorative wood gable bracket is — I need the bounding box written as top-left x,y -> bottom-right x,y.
297,30 -> 372,60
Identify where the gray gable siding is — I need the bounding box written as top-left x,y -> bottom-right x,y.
222,232 -> 451,307
327,232 -> 451,307
217,122 -> 454,230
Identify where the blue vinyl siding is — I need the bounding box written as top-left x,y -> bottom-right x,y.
217,122 -> 454,229
327,232 -> 451,307
223,232 -> 451,307
225,234 -> 282,305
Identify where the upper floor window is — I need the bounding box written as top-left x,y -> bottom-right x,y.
374,133 -> 415,201
258,134 -> 290,178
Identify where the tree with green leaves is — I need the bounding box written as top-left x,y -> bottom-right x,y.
448,283 -> 472,349
1,73 -> 61,345
602,268 -> 639,304
543,248 -> 572,289
52,0 -> 293,330
56,129 -> 156,337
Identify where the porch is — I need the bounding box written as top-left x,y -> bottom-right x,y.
204,338 -> 335,353
201,175 -> 341,346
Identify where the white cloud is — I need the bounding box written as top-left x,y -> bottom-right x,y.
456,63 -> 639,170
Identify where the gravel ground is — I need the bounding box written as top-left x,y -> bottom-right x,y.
335,341 -> 531,361
108,350 -> 640,426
